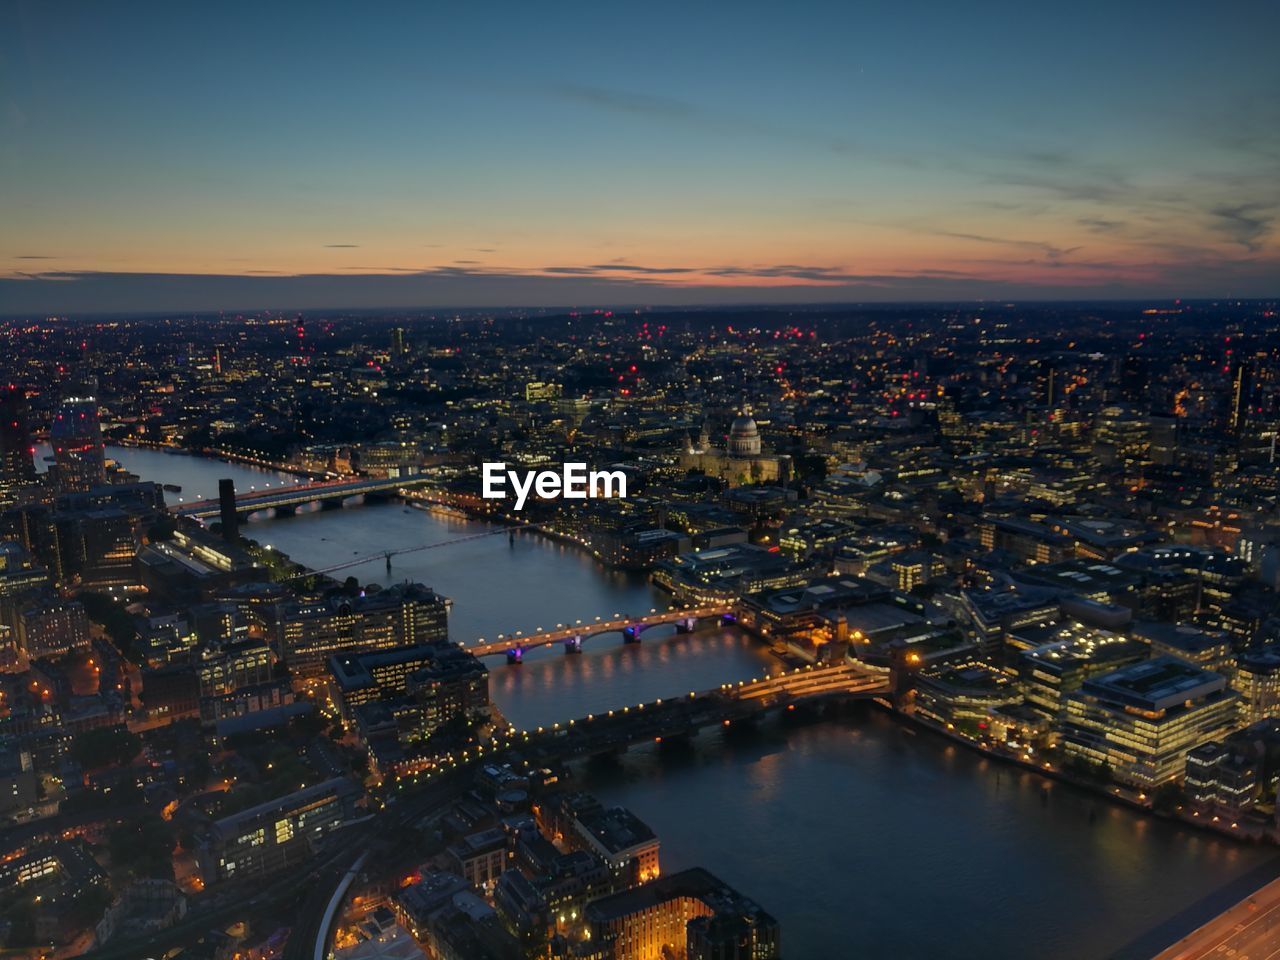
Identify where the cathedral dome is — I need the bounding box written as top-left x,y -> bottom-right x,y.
729,414 -> 758,439
728,412 -> 761,456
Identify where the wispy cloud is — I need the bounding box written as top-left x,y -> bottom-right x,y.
548,83 -> 881,161
1077,217 -> 1125,234
1209,203 -> 1275,251
3,258 -> 1278,315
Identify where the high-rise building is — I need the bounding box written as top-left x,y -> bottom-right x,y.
1231,361 -> 1253,434
0,386 -> 36,504
1232,650 -> 1280,726
218,478 -> 239,542
50,395 -> 105,493
391,326 -> 407,357
273,581 -> 450,677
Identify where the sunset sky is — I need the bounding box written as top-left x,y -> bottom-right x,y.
2,1 -> 1278,312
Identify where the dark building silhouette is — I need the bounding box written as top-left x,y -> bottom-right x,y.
0,386 -> 36,502
218,478 -> 239,542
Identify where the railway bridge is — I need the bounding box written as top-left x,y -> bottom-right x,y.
173,474 -> 433,520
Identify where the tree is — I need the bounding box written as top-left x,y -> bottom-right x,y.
1152,782 -> 1183,814
109,816 -> 175,880
71,726 -> 142,770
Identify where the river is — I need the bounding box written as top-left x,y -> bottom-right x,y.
69,445 -> 1280,959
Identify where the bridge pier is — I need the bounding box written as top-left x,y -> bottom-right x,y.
564,636 -> 583,655
506,647 -> 524,665
623,624 -> 644,644
273,503 -> 298,518
674,617 -> 697,634
720,611 -> 738,625
320,498 -> 345,511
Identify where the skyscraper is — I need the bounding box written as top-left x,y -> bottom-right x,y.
1231,361 -> 1252,434
50,394 -> 105,493
218,478 -> 239,542
391,326 -> 407,358
0,385 -> 36,503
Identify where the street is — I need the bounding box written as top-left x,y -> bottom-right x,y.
1155,875 -> 1280,960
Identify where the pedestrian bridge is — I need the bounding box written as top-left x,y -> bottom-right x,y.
174,475 -> 433,519
465,603 -> 737,660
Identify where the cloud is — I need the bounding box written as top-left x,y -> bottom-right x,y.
1077,217 -> 1125,234
1209,203 -> 1274,251
548,82 -> 874,160
544,263 -> 697,277
3,253 -> 1277,317
842,213 -> 1083,263
323,243 -> 360,248
929,229 -> 1080,262
13,255 -> 57,260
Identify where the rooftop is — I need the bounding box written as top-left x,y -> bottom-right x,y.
1080,656 -> 1228,712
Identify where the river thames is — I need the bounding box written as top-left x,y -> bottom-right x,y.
65,445 -> 1280,959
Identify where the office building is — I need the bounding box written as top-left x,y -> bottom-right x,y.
275,582 -> 449,677
1062,657 -> 1240,789
1232,649 -> 1280,726
50,394 -> 106,493
197,777 -> 360,883
583,868 -> 780,960
0,386 -> 36,504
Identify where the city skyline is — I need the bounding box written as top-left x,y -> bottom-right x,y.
5,5 -> 1280,958
3,2 -> 1280,313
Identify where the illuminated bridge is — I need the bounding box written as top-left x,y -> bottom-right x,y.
387,662 -> 891,784
173,474 -> 433,519
518,662 -> 891,759
465,602 -> 738,661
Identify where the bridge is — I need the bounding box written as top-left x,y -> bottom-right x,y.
85,660 -> 887,960
173,474 -> 434,519
386,661 -> 891,786
465,602 -> 738,661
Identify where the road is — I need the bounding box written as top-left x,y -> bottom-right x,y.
1154,874 -> 1280,960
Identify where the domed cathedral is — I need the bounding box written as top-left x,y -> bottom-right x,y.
727,410 -> 762,456
679,404 -> 790,486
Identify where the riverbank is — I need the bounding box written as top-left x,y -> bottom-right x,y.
30,441 -> 1263,959
896,704 -> 1276,847
252,484 -> 1279,852
109,438 -> 319,480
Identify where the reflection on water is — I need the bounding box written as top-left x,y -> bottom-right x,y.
78,447 -> 1280,958
488,628 -> 778,729
36,443 -> 295,505
581,710 -> 1280,960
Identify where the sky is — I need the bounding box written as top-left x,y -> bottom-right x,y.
1,0 -> 1278,313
